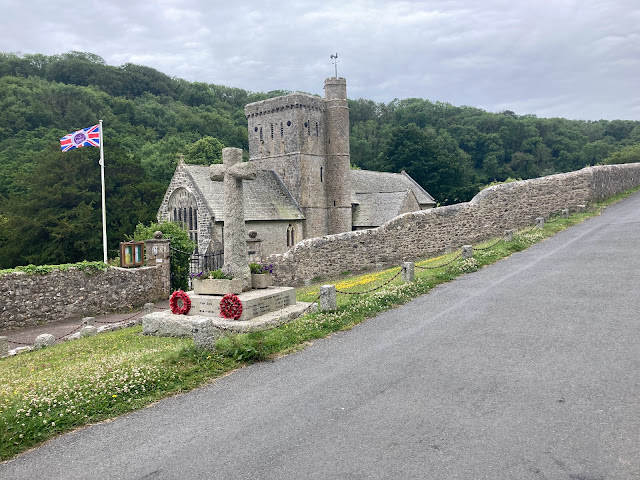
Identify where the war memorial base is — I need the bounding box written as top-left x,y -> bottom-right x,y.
142,286 -> 316,350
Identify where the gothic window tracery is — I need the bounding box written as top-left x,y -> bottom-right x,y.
168,188 -> 199,244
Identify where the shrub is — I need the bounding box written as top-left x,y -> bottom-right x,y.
132,222 -> 195,291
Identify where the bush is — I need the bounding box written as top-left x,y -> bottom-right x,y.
132,222 -> 195,291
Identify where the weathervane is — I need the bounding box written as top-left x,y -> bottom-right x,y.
330,53 -> 339,78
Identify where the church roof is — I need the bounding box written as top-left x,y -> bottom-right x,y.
184,165 -> 305,222
352,191 -> 418,227
349,169 -> 436,207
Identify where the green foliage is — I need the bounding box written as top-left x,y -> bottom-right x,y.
132,221 -> 194,291
185,136 -> 224,165
602,143 -> 640,165
0,143 -> 163,268
195,269 -> 232,280
1,51 -> 640,268
348,97 -> 640,203
0,260 -> 107,277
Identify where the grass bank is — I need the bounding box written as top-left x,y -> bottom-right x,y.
1,187 -> 638,460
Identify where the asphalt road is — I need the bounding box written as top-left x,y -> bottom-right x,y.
2,193 -> 640,479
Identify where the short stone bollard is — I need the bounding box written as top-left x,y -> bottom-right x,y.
192,319 -> 219,351
444,244 -> 452,254
34,333 -> 55,350
562,209 -> 569,218
461,245 -> 473,259
402,262 -> 415,283
144,303 -> 154,315
320,285 -> 337,312
80,326 -> 98,337
536,217 -> 545,228
82,316 -> 95,326
0,336 -> 8,358
504,230 -> 514,242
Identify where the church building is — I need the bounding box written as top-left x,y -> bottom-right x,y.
157,76 -> 435,261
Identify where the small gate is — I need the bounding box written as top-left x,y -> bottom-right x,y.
169,247 -> 224,290
189,249 -> 224,280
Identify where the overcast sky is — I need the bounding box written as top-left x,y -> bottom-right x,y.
3,1 -> 639,120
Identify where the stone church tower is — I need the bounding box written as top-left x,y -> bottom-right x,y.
244,77 -> 352,239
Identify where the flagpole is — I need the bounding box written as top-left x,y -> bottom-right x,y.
99,119 -> 108,264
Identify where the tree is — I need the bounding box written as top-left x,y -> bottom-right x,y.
0,144 -> 162,268
379,124 -> 473,204
602,143 -> 640,165
185,136 -> 224,165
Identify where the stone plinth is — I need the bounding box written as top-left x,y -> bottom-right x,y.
189,286 -> 296,322
142,286 -> 310,342
142,296 -> 316,344
193,278 -> 243,295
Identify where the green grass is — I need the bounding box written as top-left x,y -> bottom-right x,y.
1,186 -> 638,460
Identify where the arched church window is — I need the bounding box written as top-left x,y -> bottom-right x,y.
316,122 -> 319,137
167,188 -> 199,248
287,224 -> 295,247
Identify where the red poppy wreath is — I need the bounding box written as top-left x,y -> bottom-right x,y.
170,290 -> 191,315
220,293 -> 243,320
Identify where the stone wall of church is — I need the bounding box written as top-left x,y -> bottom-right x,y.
268,164 -> 640,285
157,163 -> 213,255
0,266 -> 167,330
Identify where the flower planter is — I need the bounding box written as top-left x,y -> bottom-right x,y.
251,273 -> 272,289
193,278 -> 242,295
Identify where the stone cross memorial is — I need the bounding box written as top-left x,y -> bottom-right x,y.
210,148 -> 257,291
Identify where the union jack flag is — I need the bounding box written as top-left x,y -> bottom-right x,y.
60,124 -> 101,152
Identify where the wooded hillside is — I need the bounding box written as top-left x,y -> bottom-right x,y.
1,51 -> 639,268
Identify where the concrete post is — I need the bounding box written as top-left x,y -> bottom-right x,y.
402,262 -> 415,283
461,245 -> 473,259
536,217 -> 545,228
144,303 -> 154,315
504,230 -> 514,242
0,336 -> 7,358
82,316 -> 95,326
320,285 -> 337,312
562,209 -> 569,218
445,244 -> 452,254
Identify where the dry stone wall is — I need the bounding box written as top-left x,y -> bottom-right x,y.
0,266 -> 167,330
269,164 -> 640,285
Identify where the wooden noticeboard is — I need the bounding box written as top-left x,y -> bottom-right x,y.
120,241 -> 145,268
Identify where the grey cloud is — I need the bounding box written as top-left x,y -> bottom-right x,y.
2,0 -> 639,119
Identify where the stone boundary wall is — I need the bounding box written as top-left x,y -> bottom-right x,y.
269,164 -> 640,285
0,266 -> 167,330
